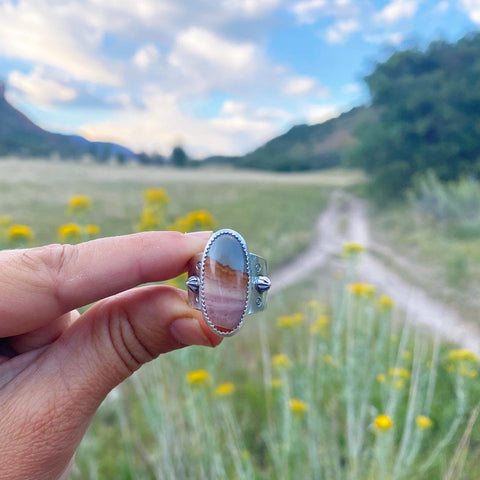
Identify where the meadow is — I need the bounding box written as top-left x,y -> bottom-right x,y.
1,159 -> 479,479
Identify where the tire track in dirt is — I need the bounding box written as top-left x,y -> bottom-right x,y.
270,190 -> 480,354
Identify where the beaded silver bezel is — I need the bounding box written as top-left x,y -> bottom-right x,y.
199,229 -> 251,337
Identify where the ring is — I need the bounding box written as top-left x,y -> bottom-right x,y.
186,229 -> 271,337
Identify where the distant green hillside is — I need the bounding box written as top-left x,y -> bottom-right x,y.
0,81 -> 135,160
237,106 -> 376,171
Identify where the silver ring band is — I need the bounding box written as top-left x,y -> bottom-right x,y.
186,229 -> 271,337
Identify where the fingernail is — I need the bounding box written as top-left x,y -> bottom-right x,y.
170,317 -> 213,347
184,231 -> 213,239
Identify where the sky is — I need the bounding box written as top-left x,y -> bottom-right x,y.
0,0 -> 478,157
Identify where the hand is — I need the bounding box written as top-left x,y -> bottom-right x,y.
0,231 -> 221,480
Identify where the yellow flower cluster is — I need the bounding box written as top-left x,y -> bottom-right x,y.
143,188 -> 169,206
342,242 -> 365,258
289,398 -> 308,416
377,294 -> 394,312
214,382 -> 235,397
58,223 -> 101,242
271,353 -> 292,369
416,415 -> 433,429
374,414 -> 393,431
309,315 -> 330,336
445,349 -> 479,378
168,210 -> 216,233
447,349 -> 479,362
68,194 -> 91,214
348,282 -> 376,298
137,208 -> 161,231
186,369 -> 211,385
377,367 -> 411,390
86,224 -> 100,236
185,370 -> 236,398
58,223 -> 82,242
276,312 -> 304,329
8,224 -> 34,243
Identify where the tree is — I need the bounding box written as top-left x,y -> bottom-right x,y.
348,33 -> 480,202
171,146 -> 188,167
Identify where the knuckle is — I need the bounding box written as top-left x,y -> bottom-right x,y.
100,302 -> 156,377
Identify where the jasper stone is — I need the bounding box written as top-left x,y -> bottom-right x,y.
202,231 -> 249,332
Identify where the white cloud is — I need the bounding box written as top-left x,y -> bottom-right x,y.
8,67 -> 77,106
304,104 -> 339,124
325,19 -> 360,43
133,44 -> 161,70
0,0 -> 119,85
290,0 -> 328,24
221,0 -> 284,17
375,0 -> 419,23
169,27 -> 256,73
221,100 -> 247,116
79,89 -> 285,157
460,0 -> 480,23
283,75 -> 329,96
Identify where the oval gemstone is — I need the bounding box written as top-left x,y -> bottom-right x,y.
202,231 -> 249,332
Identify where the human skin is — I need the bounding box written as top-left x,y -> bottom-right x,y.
0,231 -> 221,480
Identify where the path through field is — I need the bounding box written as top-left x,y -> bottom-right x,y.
270,190 -> 480,354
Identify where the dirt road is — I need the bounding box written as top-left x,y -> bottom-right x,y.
270,190 -> 480,354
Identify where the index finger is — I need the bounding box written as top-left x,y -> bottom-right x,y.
0,231 -> 211,337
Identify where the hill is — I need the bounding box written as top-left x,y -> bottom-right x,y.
0,81 -> 135,160
236,106 -> 376,171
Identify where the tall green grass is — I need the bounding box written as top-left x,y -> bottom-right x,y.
71,253 -> 480,479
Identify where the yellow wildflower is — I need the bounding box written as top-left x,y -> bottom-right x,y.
137,208 -> 160,231
416,415 -> 433,429
378,294 -> 394,312
310,315 -> 330,335
392,379 -> 405,390
448,349 -> 479,363
271,353 -> 292,369
241,450 -> 250,461
68,194 -> 91,213
322,353 -> 336,366
377,373 -> 386,384
186,369 -> 211,385
374,414 -> 393,431
143,188 -> 169,205
8,224 -> 34,242
342,242 -> 365,258
168,210 -> 216,233
214,382 -> 235,397
446,349 -> 479,378
58,223 -> 82,242
348,282 -> 376,298
277,313 -> 304,329
0,215 -> 12,226
388,367 -> 411,379
458,367 -> 478,378
85,224 -> 100,237
271,378 -> 283,388
289,398 -> 308,415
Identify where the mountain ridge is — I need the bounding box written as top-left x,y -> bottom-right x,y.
0,80 -> 136,160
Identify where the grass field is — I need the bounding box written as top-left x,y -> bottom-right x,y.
1,159 -> 479,479
0,159 -> 363,269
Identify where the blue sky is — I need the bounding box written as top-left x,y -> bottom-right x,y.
0,0 -> 478,157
